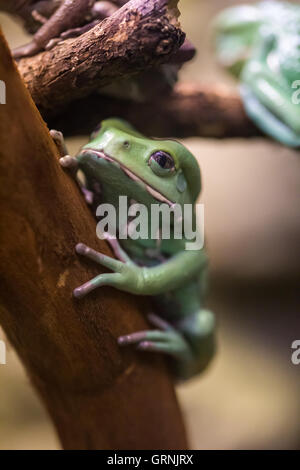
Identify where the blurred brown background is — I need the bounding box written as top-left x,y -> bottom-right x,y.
0,0 -> 299,449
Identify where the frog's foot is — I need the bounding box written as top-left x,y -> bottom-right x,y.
74,243 -> 122,298
118,313 -> 192,360
59,156 -> 93,205
73,242 -> 140,298
59,155 -> 79,186
51,129 -> 93,204
52,129 -> 78,174
50,129 -> 69,157
59,155 -> 78,168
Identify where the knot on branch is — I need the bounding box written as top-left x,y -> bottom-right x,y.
129,11 -> 184,64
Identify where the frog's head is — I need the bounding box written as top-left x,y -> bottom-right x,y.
76,119 -> 201,210
214,4 -> 262,77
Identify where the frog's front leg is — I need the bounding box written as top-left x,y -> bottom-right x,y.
74,244 -> 207,297
73,242 -> 151,298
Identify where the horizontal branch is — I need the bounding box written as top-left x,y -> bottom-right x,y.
7,2 -> 259,139
17,0 -> 185,116
48,81 -> 261,138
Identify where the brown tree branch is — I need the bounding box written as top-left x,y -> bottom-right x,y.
48,82 -> 261,138
0,30 -> 187,450
2,0 -> 259,139
17,0 -> 185,116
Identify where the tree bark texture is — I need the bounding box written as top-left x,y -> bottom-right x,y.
0,30 -> 187,450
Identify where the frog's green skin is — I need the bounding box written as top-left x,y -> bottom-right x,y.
55,119 -> 215,380
214,1 -> 300,148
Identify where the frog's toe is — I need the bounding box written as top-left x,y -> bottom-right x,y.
137,341 -> 163,352
73,277 -> 98,298
59,155 -> 78,168
118,330 -> 166,346
147,313 -> 174,331
73,285 -> 87,299
73,273 -> 119,298
50,129 -> 63,141
118,329 -> 192,366
118,331 -> 148,345
75,243 -> 89,255
136,339 -> 187,357
76,243 -> 123,272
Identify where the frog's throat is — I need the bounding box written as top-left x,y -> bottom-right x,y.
81,148 -> 175,207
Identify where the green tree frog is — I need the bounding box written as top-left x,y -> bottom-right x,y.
52,119 -> 215,380
214,1 -> 300,148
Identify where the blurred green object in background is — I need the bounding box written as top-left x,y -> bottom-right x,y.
214,1 -> 300,147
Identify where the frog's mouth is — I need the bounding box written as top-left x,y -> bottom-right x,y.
82,148 -> 175,207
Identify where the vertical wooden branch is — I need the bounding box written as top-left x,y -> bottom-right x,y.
0,31 -> 187,450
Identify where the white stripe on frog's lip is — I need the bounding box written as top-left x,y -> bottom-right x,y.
81,148 -> 175,207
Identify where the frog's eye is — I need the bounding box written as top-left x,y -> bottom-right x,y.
149,151 -> 175,176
